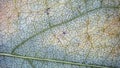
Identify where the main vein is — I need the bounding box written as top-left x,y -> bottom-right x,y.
0,53 -> 108,68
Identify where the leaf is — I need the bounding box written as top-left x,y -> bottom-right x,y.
0,0 -> 120,68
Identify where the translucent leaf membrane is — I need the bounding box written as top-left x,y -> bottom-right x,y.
0,0 -> 120,68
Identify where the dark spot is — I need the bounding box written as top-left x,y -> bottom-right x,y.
45,8 -> 50,15
62,31 -> 66,35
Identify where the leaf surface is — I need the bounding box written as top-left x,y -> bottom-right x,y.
0,0 -> 120,68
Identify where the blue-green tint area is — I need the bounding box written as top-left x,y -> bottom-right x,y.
0,0 -> 120,68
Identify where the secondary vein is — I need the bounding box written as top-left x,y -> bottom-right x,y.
11,6 -> 120,53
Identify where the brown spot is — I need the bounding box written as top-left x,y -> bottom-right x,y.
111,45 -> 120,58
102,17 -> 120,38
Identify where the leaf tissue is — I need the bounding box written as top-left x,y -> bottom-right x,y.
0,0 -> 120,68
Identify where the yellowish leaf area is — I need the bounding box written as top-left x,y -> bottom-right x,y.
0,0 -> 19,37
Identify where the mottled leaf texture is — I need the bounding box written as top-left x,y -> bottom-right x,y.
0,0 -> 120,68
